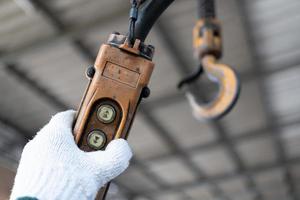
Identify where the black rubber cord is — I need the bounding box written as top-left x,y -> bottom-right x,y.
134,0 -> 175,42
197,0 -> 215,18
128,0 -> 139,46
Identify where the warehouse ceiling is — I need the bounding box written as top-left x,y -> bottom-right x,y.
0,0 -> 300,199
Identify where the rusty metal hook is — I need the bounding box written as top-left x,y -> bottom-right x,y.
185,55 -> 240,120
178,0 -> 241,121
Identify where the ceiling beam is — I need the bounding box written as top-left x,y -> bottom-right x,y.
144,117 -> 300,164
140,107 -> 225,200
154,14 -> 266,199
26,0 -> 96,63
4,63 -> 68,111
137,156 -> 300,197
0,113 -> 31,169
235,1 -> 298,200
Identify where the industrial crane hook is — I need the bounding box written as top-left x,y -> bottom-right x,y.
178,0 -> 240,120
184,55 -> 240,120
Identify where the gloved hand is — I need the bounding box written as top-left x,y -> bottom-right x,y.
10,110 -> 132,200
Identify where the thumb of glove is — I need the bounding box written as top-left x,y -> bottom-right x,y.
86,139 -> 133,185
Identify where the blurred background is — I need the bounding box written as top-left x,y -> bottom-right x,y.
0,0 -> 300,199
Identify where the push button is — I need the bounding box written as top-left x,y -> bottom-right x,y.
87,130 -> 107,150
97,104 -> 116,124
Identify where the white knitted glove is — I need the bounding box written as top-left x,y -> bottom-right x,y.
10,110 -> 132,200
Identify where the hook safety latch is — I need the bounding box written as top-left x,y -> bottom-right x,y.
181,18 -> 240,120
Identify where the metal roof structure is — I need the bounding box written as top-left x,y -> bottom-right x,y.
0,0 -> 300,199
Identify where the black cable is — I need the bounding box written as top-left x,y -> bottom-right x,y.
128,0 -> 139,45
197,0 -> 215,18
135,0 -> 175,42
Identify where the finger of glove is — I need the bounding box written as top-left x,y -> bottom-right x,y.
22,110 -> 77,161
33,110 -> 77,147
88,139 -> 132,181
39,110 -> 75,135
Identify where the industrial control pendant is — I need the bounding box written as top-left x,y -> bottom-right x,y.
73,33 -> 155,199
